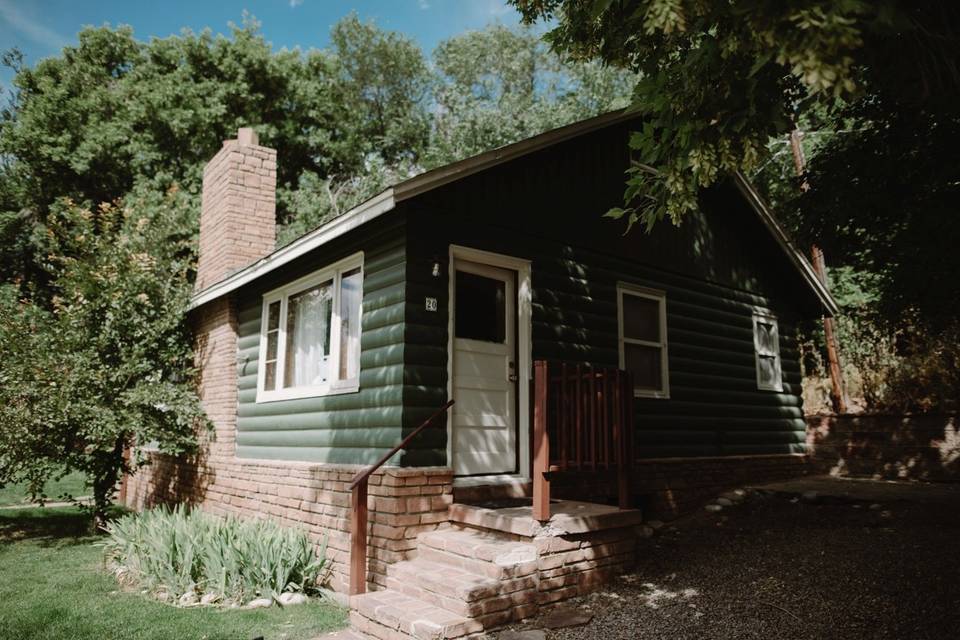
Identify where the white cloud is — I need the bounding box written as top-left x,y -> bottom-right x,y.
0,0 -> 67,50
289,0 -> 303,7
418,0 -> 430,9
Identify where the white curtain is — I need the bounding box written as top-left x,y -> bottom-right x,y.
285,282 -> 332,387
339,269 -> 362,381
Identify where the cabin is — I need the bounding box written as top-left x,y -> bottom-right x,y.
123,111 -> 835,638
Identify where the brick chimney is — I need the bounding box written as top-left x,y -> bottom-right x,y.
196,127 -> 276,291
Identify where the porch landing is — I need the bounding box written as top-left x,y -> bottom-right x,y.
450,499 -> 644,537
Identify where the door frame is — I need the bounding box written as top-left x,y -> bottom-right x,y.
447,244 -> 532,480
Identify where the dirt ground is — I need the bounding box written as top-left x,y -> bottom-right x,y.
501,477 -> 960,640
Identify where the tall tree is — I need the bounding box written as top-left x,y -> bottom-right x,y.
0,181 -> 206,524
0,16 -> 432,289
427,24 -> 633,166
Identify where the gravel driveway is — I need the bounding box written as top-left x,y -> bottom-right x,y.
500,477 -> 960,640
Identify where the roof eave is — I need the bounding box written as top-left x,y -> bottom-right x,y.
188,187 -> 396,310
732,172 -> 839,316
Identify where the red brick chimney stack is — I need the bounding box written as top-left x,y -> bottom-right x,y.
196,127 -> 277,291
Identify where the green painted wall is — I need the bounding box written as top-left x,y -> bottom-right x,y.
233,213 -> 410,464
400,119 -> 815,462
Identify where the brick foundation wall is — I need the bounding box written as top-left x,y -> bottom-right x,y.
806,413 -> 960,482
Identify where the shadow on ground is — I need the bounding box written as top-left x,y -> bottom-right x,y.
499,477 -> 960,640
0,506 -> 102,547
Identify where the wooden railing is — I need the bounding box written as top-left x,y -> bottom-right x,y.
533,360 -> 635,522
347,399 -> 455,596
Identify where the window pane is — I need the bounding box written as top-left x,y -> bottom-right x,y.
622,294 -> 660,342
284,281 -> 332,388
267,300 -> 280,331
756,320 -> 777,353
264,361 -> 277,391
758,355 -> 779,387
624,343 -> 662,391
265,330 -> 278,361
339,267 -> 362,381
455,271 -> 506,343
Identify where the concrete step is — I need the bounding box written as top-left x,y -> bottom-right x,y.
386,557 -> 537,619
415,526 -> 538,580
350,589 -> 483,640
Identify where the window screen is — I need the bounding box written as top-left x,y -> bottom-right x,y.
753,312 -> 783,391
618,286 -> 669,398
455,270 -> 506,343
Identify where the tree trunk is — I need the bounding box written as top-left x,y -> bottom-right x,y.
91,436 -> 126,530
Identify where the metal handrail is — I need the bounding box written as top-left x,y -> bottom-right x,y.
348,399 -> 455,490
348,399 -> 455,595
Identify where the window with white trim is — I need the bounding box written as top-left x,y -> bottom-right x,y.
617,284 -> 669,398
753,310 -> 783,392
257,253 -> 363,402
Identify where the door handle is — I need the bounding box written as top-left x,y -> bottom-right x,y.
508,361 -> 518,382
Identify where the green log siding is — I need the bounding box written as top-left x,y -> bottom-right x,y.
234,215 -> 411,463
400,118 -> 814,462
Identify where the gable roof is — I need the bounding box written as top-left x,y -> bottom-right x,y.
190,110 -> 837,315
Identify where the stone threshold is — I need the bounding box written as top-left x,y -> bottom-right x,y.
449,500 -> 644,537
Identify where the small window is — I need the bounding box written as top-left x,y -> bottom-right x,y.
257,254 -> 363,402
753,311 -> 783,392
455,270 -> 506,343
618,284 -> 669,398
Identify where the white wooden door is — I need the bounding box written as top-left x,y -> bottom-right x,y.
451,260 -> 517,475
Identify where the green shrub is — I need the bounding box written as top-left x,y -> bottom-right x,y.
100,506 -> 328,606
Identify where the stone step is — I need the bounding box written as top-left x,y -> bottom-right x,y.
350,589 -> 483,640
385,557 -> 537,619
415,527 -> 538,580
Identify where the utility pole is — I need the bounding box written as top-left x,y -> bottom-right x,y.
790,129 -> 847,413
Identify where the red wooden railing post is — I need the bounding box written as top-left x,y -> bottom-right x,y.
617,371 -> 634,510
533,360 -> 551,522
349,481 -> 368,595
347,399 -> 454,596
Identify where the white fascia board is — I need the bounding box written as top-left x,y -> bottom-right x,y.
733,172 -> 839,316
188,188 -> 395,310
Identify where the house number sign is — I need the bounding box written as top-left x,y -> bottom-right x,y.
425,297 -> 438,312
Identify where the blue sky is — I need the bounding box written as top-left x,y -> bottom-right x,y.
0,0 -> 523,88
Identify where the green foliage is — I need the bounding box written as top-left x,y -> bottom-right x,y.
426,24 -> 634,167
0,16 -> 432,285
100,506 -> 328,606
330,13 -> 432,164
513,0 -> 958,232
0,182 -> 206,521
801,267 -> 960,414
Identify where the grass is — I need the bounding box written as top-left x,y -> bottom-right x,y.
0,506 -> 348,640
0,470 -> 89,506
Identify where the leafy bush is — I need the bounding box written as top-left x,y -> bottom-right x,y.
100,506 -> 328,607
801,266 -> 960,414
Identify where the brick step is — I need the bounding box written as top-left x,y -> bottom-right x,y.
350,589 -> 483,639
386,557 -> 537,619
414,526 -> 538,580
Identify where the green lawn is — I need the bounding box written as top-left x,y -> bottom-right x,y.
0,506 -> 348,640
0,470 -> 89,506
